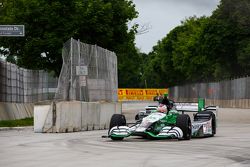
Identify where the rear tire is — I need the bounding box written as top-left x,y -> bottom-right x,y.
176,114 -> 192,140
109,114 -> 126,140
194,111 -> 216,136
135,114 -> 139,120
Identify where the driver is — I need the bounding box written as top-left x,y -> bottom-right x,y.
157,104 -> 168,113
161,94 -> 170,105
159,94 -> 171,112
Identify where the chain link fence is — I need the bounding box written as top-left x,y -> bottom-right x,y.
0,59 -> 58,103
169,77 -> 250,101
0,38 -> 117,103
54,38 -> 118,102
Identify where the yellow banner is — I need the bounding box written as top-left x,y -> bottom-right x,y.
118,88 -> 168,101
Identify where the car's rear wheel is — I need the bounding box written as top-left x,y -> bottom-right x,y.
135,114 -> 139,120
109,114 -> 126,140
194,111 -> 216,136
176,114 -> 192,140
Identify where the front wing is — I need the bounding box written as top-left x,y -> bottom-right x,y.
109,125 -> 183,139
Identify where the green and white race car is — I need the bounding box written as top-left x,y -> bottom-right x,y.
106,104 -> 217,141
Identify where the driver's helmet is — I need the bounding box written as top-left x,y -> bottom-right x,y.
157,104 -> 167,113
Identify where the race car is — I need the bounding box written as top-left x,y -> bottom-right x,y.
106,104 -> 217,141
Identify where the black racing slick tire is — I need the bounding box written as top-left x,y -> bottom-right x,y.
135,114 -> 139,120
109,114 -> 126,140
194,111 -> 216,136
176,114 -> 192,140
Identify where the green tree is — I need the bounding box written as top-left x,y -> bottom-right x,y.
199,18 -> 238,79
143,0 -> 250,87
143,16 -> 210,87
171,16 -> 210,82
0,0 -> 140,88
237,39 -> 250,74
201,0 -> 250,78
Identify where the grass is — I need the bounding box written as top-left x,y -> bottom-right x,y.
0,117 -> 33,127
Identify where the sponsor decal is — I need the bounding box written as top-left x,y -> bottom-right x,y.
145,90 -> 158,95
118,88 -> 168,101
118,89 -> 123,95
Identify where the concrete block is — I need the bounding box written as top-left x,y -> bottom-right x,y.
0,102 -> 34,120
42,103 -> 54,133
99,102 -> 122,130
87,102 -> 100,130
15,103 -> 25,119
5,103 -> 17,120
99,103 -> 112,130
34,101 -> 122,133
23,103 -> 34,117
80,102 -> 89,131
56,101 -> 81,133
115,102 -> 122,114
0,103 -> 9,120
34,105 -> 50,133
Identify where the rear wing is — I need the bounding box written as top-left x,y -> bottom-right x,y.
175,102 -> 218,116
175,102 -> 199,112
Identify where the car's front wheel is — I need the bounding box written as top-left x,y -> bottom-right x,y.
109,114 -> 126,140
176,114 -> 192,140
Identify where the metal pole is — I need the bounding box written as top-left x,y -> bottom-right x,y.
70,37 -> 73,100
78,39 -> 83,130
94,45 -> 99,101
95,45 -> 98,79
78,39 -> 81,101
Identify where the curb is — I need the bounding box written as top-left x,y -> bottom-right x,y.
0,126 -> 33,131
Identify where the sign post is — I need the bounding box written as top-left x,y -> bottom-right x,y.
0,25 -> 25,37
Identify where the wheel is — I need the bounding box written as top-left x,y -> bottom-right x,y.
135,114 -> 139,120
176,114 -> 192,140
109,114 -> 126,140
194,111 -> 216,136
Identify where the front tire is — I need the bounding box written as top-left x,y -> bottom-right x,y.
176,114 -> 192,140
109,114 -> 126,140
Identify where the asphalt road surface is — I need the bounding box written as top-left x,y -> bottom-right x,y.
0,124 -> 250,167
0,103 -> 250,167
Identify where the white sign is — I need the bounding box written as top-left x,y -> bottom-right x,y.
79,76 -> 87,86
0,25 -> 25,37
76,66 -> 88,75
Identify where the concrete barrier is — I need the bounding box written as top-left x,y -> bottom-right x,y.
0,102 -> 34,120
34,101 -> 122,133
99,102 -> 122,129
56,101 -> 82,132
86,102 -> 100,131
34,105 -> 50,133
0,103 -> 9,120
80,102 -> 89,131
